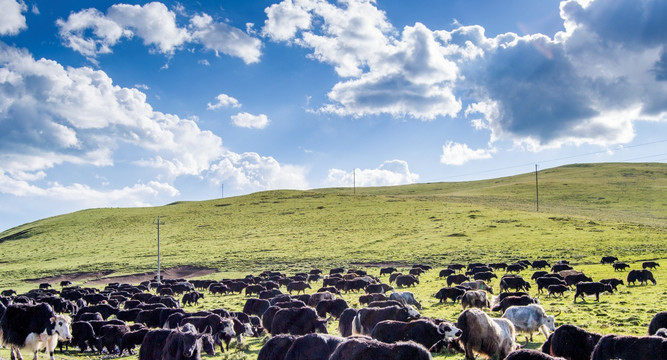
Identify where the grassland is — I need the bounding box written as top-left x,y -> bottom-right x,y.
0,162 -> 665,359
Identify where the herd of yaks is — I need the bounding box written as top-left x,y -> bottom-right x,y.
0,256 -> 663,360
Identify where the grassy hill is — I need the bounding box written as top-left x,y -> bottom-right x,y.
0,162 -> 664,289
0,162 -> 665,360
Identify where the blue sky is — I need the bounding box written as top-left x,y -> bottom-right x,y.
0,0 -> 665,231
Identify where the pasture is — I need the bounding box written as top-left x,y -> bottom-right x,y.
0,162 -> 664,359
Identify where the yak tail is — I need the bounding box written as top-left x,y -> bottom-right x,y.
351,313 -> 363,336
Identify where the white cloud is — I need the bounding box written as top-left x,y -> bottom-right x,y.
264,1 -> 462,120
207,93 -> 241,110
209,151 -> 309,192
56,8 -> 133,58
189,13 -> 262,64
324,160 -> 419,187
440,142 -> 495,165
56,2 -> 262,64
0,0 -> 27,35
262,0 -> 312,42
0,43 -> 223,178
231,112 -> 270,129
454,0 -> 667,150
134,83 -> 149,90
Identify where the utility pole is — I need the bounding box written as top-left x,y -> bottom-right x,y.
353,168 -> 356,195
221,183 -> 224,198
535,164 -> 539,212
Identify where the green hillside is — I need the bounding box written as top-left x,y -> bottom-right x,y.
0,162 -> 664,289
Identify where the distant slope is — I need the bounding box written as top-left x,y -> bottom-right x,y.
0,162 -> 664,288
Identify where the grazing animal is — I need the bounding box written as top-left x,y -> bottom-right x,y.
531,260 -> 551,269
181,292 -> 204,306
506,264 -> 525,273
547,284 -> 570,298
365,283 -> 394,294
600,256 -> 618,264
536,277 -> 568,294
473,271 -> 497,282
358,293 -> 387,305
328,337 -> 432,360
643,261 -> 660,270
371,318 -> 461,350
243,298 -> 270,317
490,295 -> 538,313
409,268 -> 425,276
599,278 -> 624,291
315,299 -> 349,319
283,333 -> 345,360
457,308 -> 519,360
627,269 -> 657,286
613,262 -> 630,271
489,263 -> 508,271
500,276 -> 531,292
352,304 -> 420,336
257,334 -> 296,360
395,275 -> 420,287
161,327 -> 203,360
551,264 -> 573,272
380,267 -> 398,276
99,323 -> 130,354
447,274 -> 470,287
270,307 -> 328,336
573,282 -> 613,302
119,327 -> 149,355
0,303 -> 73,360
389,291 -> 422,310
70,321 -> 103,353
541,324 -> 602,360
649,312 -> 667,336
502,304 -> 557,342
564,273 -> 593,287
337,308 -> 358,337
439,269 -> 456,278
461,290 -> 490,310
590,334 -> 667,360
286,281 -> 311,294
435,287 -> 465,303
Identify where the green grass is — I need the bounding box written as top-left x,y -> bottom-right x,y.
0,162 -> 665,359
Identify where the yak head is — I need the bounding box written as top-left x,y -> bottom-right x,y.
51,315 -> 72,341
437,322 -> 462,340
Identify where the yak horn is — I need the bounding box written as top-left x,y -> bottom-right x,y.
554,310 -> 562,317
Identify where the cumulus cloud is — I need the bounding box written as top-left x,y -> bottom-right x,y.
207,93 -> 241,110
264,1 -> 461,120
190,13 -> 262,64
231,112 -> 270,129
440,142 -> 495,165
57,2 -> 262,63
209,151 -> 309,192
324,160 -> 419,187
0,0 -> 27,35
457,0 -> 666,150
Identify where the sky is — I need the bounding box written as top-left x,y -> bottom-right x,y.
0,0 -> 665,232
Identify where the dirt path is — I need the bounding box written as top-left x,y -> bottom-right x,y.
27,266 -> 218,287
